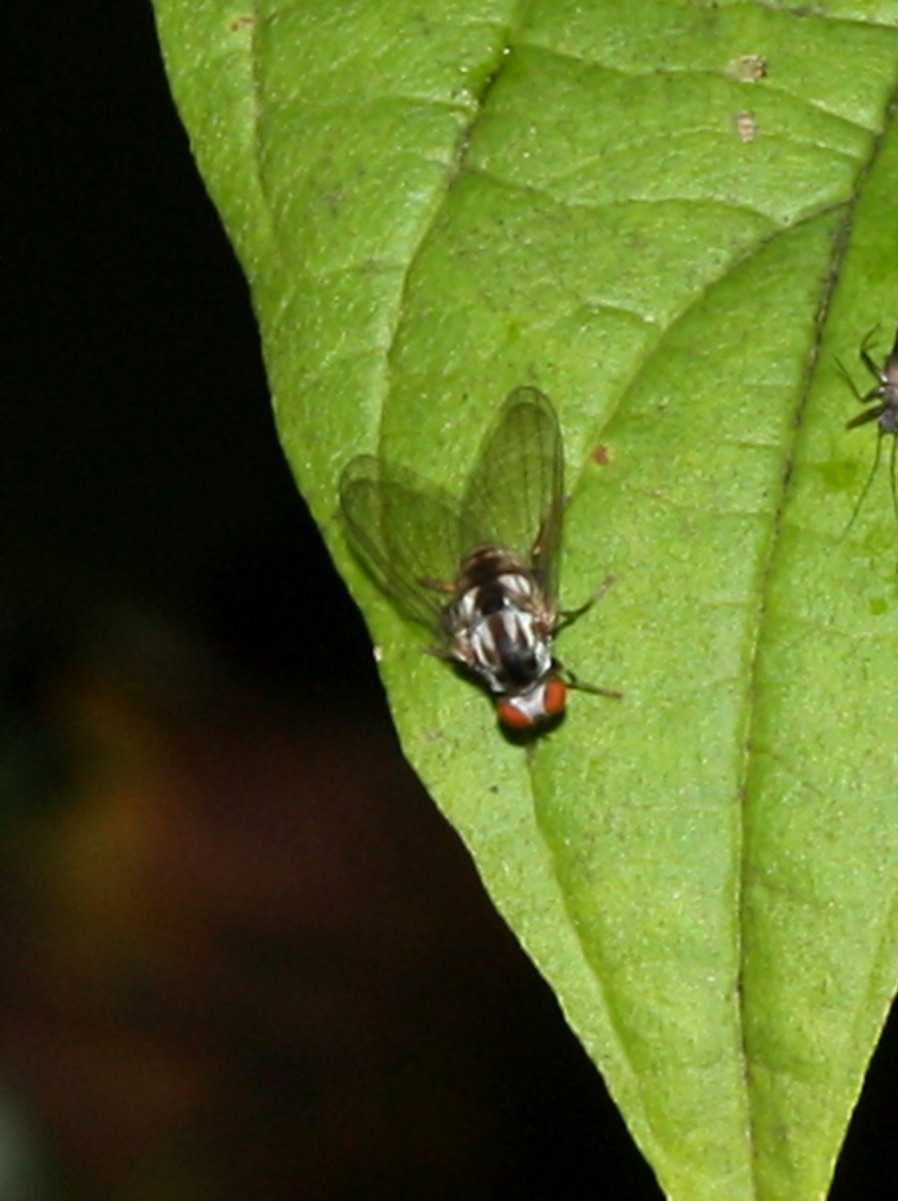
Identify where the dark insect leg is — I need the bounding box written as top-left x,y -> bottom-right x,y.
858,323 -> 887,376
557,575 -> 616,632
838,356 -> 884,406
843,431 -> 884,536
838,326 -> 886,404
555,660 -> 623,701
860,348 -> 884,383
860,324 -> 881,363
846,404 -> 887,432
836,357 -> 866,402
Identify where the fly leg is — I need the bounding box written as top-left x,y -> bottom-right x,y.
554,660 -> 623,701
554,575 -> 622,699
556,575 -> 616,633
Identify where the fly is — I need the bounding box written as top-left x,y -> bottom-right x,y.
339,386 -> 621,731
840,323 -> 898,533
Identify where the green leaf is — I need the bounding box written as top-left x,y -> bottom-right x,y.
151,1 -> 898,1197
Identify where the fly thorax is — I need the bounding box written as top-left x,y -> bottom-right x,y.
448,575 -> 553,695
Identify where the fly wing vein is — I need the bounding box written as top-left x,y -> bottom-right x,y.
462,386 -> 564,600
340,455 -> 465,630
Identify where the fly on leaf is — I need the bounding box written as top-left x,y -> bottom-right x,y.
340,386 -> 621,731
840,323 -> 898,533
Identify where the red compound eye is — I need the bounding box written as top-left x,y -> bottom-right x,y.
497,680 -> 568,728
497,699 -> 535,730
543,678 -> 567,716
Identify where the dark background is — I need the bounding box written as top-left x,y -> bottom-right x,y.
3,4 -> 895,1198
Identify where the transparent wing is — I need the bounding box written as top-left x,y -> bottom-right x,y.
340,455 -> 468,631
462,386 -> 564,601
